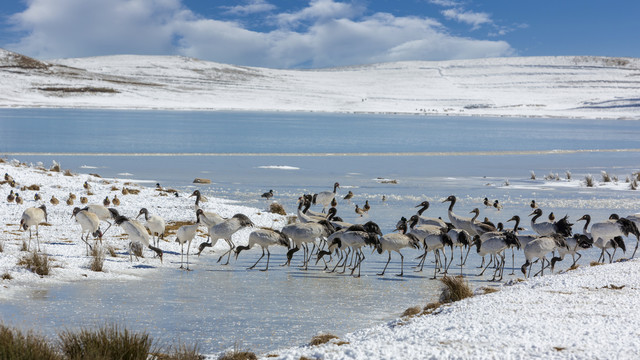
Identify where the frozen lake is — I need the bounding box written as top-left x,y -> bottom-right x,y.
1,109 -> 640,355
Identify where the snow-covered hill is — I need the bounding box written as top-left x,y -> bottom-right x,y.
1,48 -> 639,119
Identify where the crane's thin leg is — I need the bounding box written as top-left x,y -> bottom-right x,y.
249,248 -> 265,270
378,252 -> 391,276
261,249 -> 271,272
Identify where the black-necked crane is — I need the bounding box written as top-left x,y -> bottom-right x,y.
626,213 -> 640,257
376,221 -> 420,277
551,233 -> 593,269
235,228 -> 290,271
529,208 -> 573,237
196,213 -> 254,265
282,220 -> 335,270
313,182 -> 340,213
442,195 -> 475,235
317,229 -> 378,277
20,204 -> 47,251
114,215 -> 163,262
475,231 -> 520,281
414,201 -> 447,228
413,227 -> 454,279
447,228 -> 472,275
521,233 -> 567,277
194,208 -> 225,239
326,207 -> 353,230
84,204 -> 118,235
469,208 -> 497,236
588,214 -> 638,262
296,198 -> 325,223
71,207 -> 102,255
190,190 -> 208,211
136,208 -> 166,248
175,215 -> 201,270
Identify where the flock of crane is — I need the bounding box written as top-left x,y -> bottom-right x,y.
9,172 -> 640,281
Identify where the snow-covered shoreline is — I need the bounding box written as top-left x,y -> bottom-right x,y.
0,158 -> 288,300
270,259 -> 640,359
1,48 -> 639,120
2,157 -> 640,359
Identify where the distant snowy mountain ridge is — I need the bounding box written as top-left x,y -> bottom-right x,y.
1,48 -> 638,119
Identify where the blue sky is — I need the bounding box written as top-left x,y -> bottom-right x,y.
1,0 -> 638,68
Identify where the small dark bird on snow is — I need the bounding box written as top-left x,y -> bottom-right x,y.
530,200 -> 537,209
34,193 -> 41,201
261,189 -> 274,199
103,196 -> 110,207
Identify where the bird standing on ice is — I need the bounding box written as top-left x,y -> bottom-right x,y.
313,182 -> 339,213
136,208 -> 166,249
114,215 -> 163,263
20,205 -> 48,251
235,228 -> 290,271
71,207 -> 102,255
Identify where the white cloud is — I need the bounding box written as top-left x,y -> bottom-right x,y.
275,0 -> 363,28
428,0 -> 462,7
442,8 -> 492,30
222,0 -> 276,16
5,0 -> 514,68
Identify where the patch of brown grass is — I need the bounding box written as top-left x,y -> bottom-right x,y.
18,251 -> 51,276
58,323 -> 152,360
269,202 -> 287,216
165,221 -> 196,236
218,344 -> 257,360
602,284 -> 625,290
479,287 -> 500,294
0,324 -> 62,360
2,272 -> 12,280
566,264 -> 580,271
63,169 -> 74,176
106,245 -> 118,257
126,188 -> 140,195
439,276 -> 473,303
309,334 -> 338,346
89,247 -> 105,272
422,302 -> 443,315
20,241 -> 28,252
590,261 -> 604,267
553,347 -> 566,352
111,186 -> 120,191
0,241 -> 3,253
27,184 -> 40,191
401,306 -> 422,318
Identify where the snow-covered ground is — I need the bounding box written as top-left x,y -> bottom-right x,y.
270,259 -> 640,359
0,158 -> 287,300
0,48 -> 639,119
2,157 -> 640,359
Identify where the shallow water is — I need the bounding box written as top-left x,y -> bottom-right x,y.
1,109 -> 640,355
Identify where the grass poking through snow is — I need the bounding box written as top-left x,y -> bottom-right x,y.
18,251 -> 51,276
440,276 -> 473,303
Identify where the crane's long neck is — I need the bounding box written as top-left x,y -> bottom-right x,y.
470,211 -> 479,223
447,198 -> 456,212
531,212 -> 541,224
143,211 -> 149,221
417,204 -> 428,216
333,183 -> 338,193
583,217 -> 590,234
512,217 -> 520,233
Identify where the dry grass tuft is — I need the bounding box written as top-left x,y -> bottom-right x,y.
218,344 -> 257,360
309,334 -> 339,346
165,221 -> 196,236
63,169 -> 73,177
27,184 -> 40,191
590,261 -> 604,267
0,241 -> 4,253
0,324 -> 62,360
50,162 -> 61,172
110,186 -> 120,191
2,272 -> 12,280
631,179 -> 638,190
401,306 -> 422,318
20,241 -> 28,252
58,323 -> 152,360
125,188 -> 140,195
269,202 -> 287,216
565,171 -> 572,180
585,175 -> 595,187
18,251 -> 51,276
530,171 -> 536,180
106,245 -> 118,257
422,302 -> 443,315
479,287 -> 500,294
89,247 -> 105,272
601,171 -> 611,182
553,347 -> 566,352
439,276 -> 473,303
602,284 -> 625,290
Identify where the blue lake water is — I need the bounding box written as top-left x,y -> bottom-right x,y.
1,108 -> 640,356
